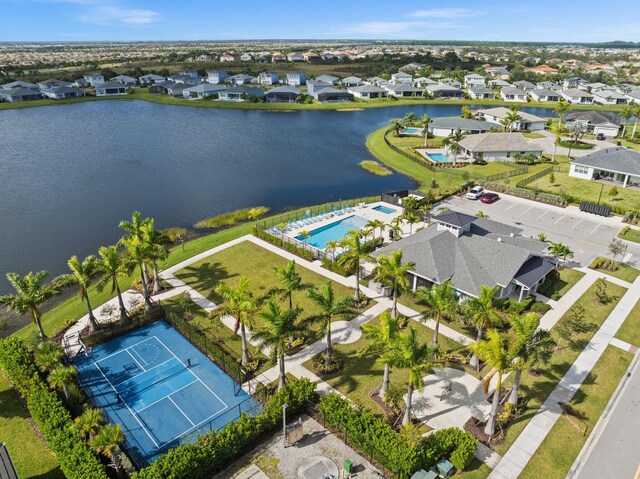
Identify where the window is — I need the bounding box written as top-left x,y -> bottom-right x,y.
573,165 -> 589,175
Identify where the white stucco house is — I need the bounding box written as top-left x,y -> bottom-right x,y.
457,133 -> 543,162
529,88 -> 560,102
258,71 -> 279,86
592,89 -> 628,105
348,85 -> 388,99
565,111 -> 620,137
476,107 -> 546,131
500,87 -> 528,102
207,71 -> 228,84
464,73 -> 486,87
391,72 -> 413,84
560,88 -> 594,104
286,72 -> 307,86
95,82 -> 127,96
468,85 -> 496,99
569,148 -> 640,187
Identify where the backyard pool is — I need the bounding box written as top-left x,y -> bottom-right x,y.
427,153 -> 453,163
402,127 -> 424,135
372,205 -> 396,214
295,215 -> 368,249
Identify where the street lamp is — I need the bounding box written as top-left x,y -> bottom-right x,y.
282,403 -> 288,447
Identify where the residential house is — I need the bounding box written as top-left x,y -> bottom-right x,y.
536,81 -> 560,91
229,73 -> 257,85
111,75 -> 136,87
182,84 -> 226,99
0,87 -> 44,102
348,85 -> 388,99
425,84 -> 462,98
139,74 -> 165,86
255,55 -> 270,64
1,80 -> 39,90
240,53 -> 253,62
271,53 -> 287,63
218,86 -> 264,102
565,111 -> 620,137
258,71 -> 279,86
477,107 -> 546,131
153,82 -> 188,97
439,78 -> 462,89
500,86 -> 528,102
485,67 -> 511,79
562,77 -> 584,89
468,85 -> 496,99
315,74 -> 339,85
206,71 -> 228,84
457,132 -> 543,161
37,79 -> 71,89
286,72 -> 306,86
220,53 -> 235,62
365,77 -> 388,87
385,83 -> 424,98
264,86 -> 300,103
526,65 -> 559,75
428,118 -> 495,137
529,88 -> 560,102
391,72 -> 413,84
488,79 -> 511,88
560,88 -> 594,104
287,52 -> 304,62
626,91 -> 640,104
303,52 -> 321,62
83,74 -> 104,87
413,77 -> 437,88
179,70 -> 201,80
513,80 -> 536,91
168,74 -> 201,86
41,85 -> 85,99
464,73 -> 486,87
592,89 -> 628,105
341,76 -> 363,88
584,82 -> 612,93
313,87 -> 353,103
94,82 -> 127,96
307,80 -> 333,95
374,211 -> 553,301
569,148 -> 640,187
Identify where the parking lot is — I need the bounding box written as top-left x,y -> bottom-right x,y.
438,193 -> 636,267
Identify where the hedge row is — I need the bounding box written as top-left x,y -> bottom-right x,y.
133,377 -> 317,479
253,227 -> 315,261
0,337 -> 108,479
317,393 -> 476,479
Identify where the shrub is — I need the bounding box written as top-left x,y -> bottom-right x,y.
529,301 -> 552,314
253,227 -> 315,261
133,378 -> 317,479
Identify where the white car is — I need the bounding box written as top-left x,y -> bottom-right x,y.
467,186 -> 484,200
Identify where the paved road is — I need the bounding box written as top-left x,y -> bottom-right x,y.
530,130 -> 618,157
439,194 -> 640,267
571,355 -> 640,479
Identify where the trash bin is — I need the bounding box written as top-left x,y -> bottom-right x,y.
343,459 -> 353,474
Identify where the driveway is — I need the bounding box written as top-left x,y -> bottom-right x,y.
438,194 -> 639,267
530,130 -> 618,157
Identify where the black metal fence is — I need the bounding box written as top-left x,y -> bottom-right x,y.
516,165 -> 554,187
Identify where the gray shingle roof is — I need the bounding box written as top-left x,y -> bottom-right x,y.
501,86 -> 528,96
429,117 -> 495,131
572,148 -> 640,176
514,256 -> 555,288
478,107 -> 545,123
387,83 -> 423,93
566,111 -> 620,126
469,85 -> 494,94
433,211 -> 476,227
349,85 -> 387,94
458,133 -> 543,153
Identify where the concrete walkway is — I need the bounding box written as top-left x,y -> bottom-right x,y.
488,275 -> 640,479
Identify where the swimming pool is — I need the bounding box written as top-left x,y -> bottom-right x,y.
373,205 -> 396,214
295,215 -> 368,249
402,127 -> 424,135
427,153 -> 453,163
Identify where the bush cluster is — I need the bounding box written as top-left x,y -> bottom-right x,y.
317,393 -> 477,478
0,337 -> 108,479
253,227 -> 315,261
481,181 -> 567,206
589,256 -> 619,272
133,378 -> 317,479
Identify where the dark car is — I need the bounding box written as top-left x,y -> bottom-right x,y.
596,133 -> 606,140
480,192 -> 500,204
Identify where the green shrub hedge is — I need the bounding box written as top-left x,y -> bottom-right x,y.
253,227 -> 315,261
0,337 -> 108,479
133,378 -> 317,479
317,393 -> 477,478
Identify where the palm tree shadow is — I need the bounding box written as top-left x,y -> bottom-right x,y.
0,388 -> 28,419
177,261 -> 233,300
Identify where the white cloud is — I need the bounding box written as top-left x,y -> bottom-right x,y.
77,5 -> 159,25
336,20 -> 463,36
409,8 -> 479,19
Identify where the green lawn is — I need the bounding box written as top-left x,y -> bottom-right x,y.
537,268 -> 586,300
174,241 -> 360,340
0,374 -> 64,479
618,226 -> 640,243
494,279 -> 626,456
303,314 -> 468,415
528,171 -> 640,212
614,296 -> 640,346
519,346 -> 633,479
521,132 -> 545,139
588,258 -> 640,283
458,459 -> 492,479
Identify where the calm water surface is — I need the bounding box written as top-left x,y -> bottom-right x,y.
0,101 -> 557,293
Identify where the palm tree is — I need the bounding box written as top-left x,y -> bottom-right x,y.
420,114 -> 432,147
391,119 -> 403,136
306,282 -> 355,367
325,240 -> 340,262
470,329 -> 512,438
34,341 -> 64,373
96,245 -> 129,323
508,313 -> 555,405
272,260 -> 311,310
366,219 -> 385,239
465,285 -> 502,371
554,100 -> 572,132
620,104 -> 633,138
0,271 -> 62,339
443,136 -> 460,163
211,277 -> 258,367
141,219 -> 170,295
248,206 -> 269,227
119,211 -> 153,310
403,212 -> 420,235
566,121 -> 587,158
403,112 -> 417,126
384,327 -> 439,425
504,109 -> 522,132
48,365 -> 77,400
253,299 -> 303,390
299,230 -> 311,251
549,242 -> 574,267
373,250 -> 414,319
537,233 -> 549,243
632,103 -> 640,139
415,280 -> 458,345
276,222 -> 288,246
72,407 -> 105,441
337,230 -> 375,303
57,255 -> 100,333
551,134 -> 560,163
90,424 -> 126,479
361,311 -> 400,399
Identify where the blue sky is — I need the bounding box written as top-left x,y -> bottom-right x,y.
1,0 -> 639,42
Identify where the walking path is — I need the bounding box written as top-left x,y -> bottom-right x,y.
488,275 -> 640,479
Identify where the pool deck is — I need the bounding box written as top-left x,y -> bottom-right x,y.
416,148 -> 470,164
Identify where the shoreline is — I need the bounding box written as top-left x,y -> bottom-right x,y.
0,89 -> 628,113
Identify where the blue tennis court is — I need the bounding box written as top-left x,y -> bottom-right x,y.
75,321 -> 260,466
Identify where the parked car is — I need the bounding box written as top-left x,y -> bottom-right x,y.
596,133 -> 606,140
480,192 -> 500,204
467,186 -> 484,200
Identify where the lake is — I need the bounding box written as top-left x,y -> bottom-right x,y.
0,100 -> 558,294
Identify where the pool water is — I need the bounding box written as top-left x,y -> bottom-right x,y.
427,153 -> 453,163
402,127 -> 424,135
295,215 -> 368,249
373,205 -> 396,214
